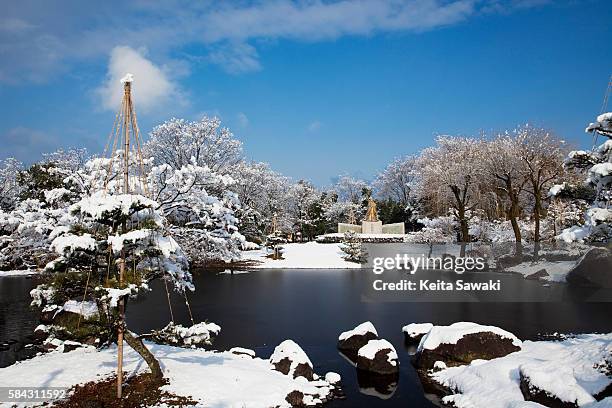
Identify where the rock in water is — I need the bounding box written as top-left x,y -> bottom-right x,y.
270,339 -> 314,380
415,322 -> 521,369
566,247 -> 612,288
525,268 -> 549,280
402,323 -> 433,345
356,339 -> 399,375
337,321 -> 378,357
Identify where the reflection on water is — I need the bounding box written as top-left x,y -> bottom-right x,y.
127,268 -> 611,408
0,277 -> 39,367
1,268 -> 611,407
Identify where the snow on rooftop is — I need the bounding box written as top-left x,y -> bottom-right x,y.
418,322 -> 522,351
431,333 -> 612,408
0,342 -> 334,407
338,321 -> 378,341
357,339 -> 398,366
402,323 -> 434,337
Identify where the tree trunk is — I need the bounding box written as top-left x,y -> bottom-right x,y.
508,190 -> 521,243
450,185 -> 470,244
510,216 -> 521,243
533,194 -> 541,242
123,330 -> 163,380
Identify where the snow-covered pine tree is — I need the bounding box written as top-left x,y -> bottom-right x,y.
341,231 -> 367,263
554,112 -> 612,242
32,190 -> 219,379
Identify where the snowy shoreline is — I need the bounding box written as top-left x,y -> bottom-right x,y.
240,241 -> 360,269
0,269 -> 42,277
0,342 -> 337,408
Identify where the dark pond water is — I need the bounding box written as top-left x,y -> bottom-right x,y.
1,269 -> 611,407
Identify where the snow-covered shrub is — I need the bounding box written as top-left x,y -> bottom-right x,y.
406,216 -> 456,243
151,322 -> 221,348
341,231 -> 367,263
558,113 -> 612,242
0,157 -> 23,211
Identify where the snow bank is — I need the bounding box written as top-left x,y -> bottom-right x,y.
339,321 -> 378,341
418,322 -> 522,351
241,242 -> 359,269
0,342 -> 334,408
358,339 -> 398,366
402,323 -> 433,337
432,333 -> 612,408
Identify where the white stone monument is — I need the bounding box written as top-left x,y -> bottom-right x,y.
337,198 -> 405,235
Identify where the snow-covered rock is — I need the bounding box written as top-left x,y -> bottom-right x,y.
356,339 -> 399,375
402,322 -> 433,344
229,347 -> 256,358
416,322 -> 522,369
433,361 -> 447,371
430,333 -> 612,408
338,321 -> 379,356
270,340 -> 314,380
324,372 -> 341,384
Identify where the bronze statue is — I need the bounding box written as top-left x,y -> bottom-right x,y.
365,197 -> 378,222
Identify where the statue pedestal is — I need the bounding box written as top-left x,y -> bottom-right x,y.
362,221 -> 383,234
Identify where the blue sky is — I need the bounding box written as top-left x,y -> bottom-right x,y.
1,0 -> 611,185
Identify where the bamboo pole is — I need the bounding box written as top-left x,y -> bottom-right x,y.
117,80 -> 132,399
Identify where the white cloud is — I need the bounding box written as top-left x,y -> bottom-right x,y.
1,1 -> 552,82
208,42 -> 261,74
237,112 -> 249,128
308,120 -> 322,132
96,46 -> 181,112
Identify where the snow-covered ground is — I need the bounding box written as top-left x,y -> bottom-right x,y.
505,260 -> 576,282
431,333 -> 612,408
241,242 -> 359,269
0,342 -> 335,408
318,233 -> 408,240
